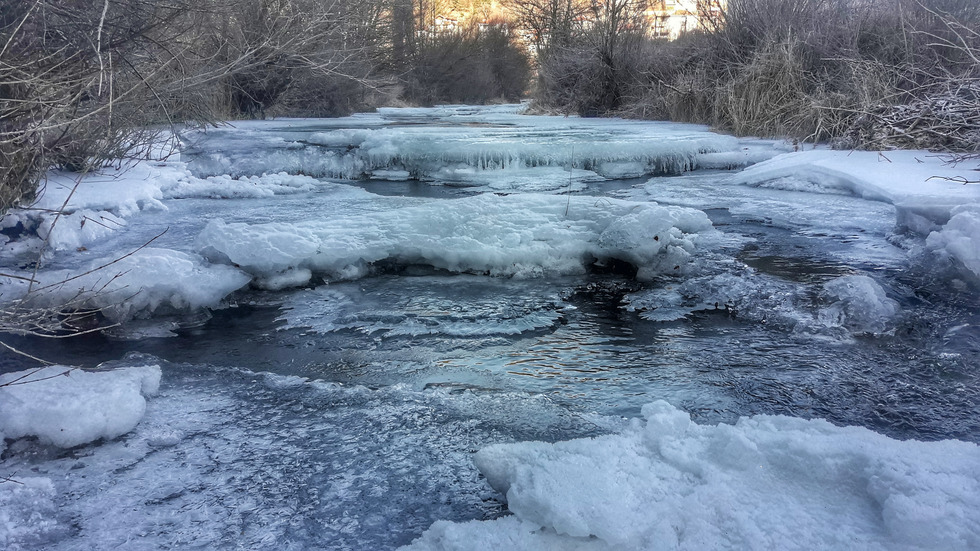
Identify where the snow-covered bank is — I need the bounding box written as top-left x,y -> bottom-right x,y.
733,150 -> 980,279
404,400 -> 980,551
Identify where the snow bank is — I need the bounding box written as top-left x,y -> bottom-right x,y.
1,248 -> 250,323
404,400 -> 980,551
197,194 -> 715,286
733,150 -> 980,232
733,150 -> 980,281
0,161 -> 352,256
0,365 -> 161,448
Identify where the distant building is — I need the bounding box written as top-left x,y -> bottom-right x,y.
647,0 -> 724,40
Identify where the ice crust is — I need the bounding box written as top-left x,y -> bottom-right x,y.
278,276 -> 570,338
197,194 -> 715,285
404,400 -> 980,551
0,365 -> 161,448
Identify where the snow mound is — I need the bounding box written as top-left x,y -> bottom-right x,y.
0,365 -> 161,448
197,194 -> 715,285
2,248 -> 250,323
404,400 -> 980,551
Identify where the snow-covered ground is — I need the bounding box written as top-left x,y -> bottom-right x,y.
2,105 -> 979,550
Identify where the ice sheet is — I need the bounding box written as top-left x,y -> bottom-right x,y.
196,194 -> 716,286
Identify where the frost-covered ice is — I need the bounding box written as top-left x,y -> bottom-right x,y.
278,276 -> 570,338
0,364 -> 160,448
0,360 -> 598,551
198,194 -> 715,285
404,400 -> 980,551
623,270 -> 899,337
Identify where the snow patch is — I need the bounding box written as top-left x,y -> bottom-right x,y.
404,400 -> 980,551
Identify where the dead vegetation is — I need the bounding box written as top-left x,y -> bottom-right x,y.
529,0 -> 980,152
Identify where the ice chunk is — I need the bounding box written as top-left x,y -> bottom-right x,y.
0,365 -> 161,448
818,275 -> 899,335
197,194 -> 715,285
625,271 -> 898,337
624,270 -> 808,328
926,205 -> 980,281
405,401 -> 980,551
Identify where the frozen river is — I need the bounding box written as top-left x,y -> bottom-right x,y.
2,105 -> 979,550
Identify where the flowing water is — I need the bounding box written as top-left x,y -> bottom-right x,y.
2,107 -> 979,550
